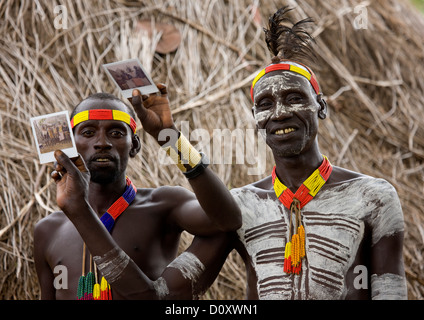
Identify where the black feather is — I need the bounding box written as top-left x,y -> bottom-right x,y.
264,6 -> 316,63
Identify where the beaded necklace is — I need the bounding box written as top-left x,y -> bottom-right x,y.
77,176 -> 137,300
272,155 -> 332,274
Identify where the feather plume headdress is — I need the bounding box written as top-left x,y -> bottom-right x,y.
250,6 -> 320,100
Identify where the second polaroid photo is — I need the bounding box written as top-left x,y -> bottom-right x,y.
103,58 -> 159,98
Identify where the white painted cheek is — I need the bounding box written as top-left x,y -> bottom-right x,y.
288,103 -> 317,114
253,109 -> 270,140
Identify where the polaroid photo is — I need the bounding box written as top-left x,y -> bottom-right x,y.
30,111 -> 78,164
103,58 -> 159,98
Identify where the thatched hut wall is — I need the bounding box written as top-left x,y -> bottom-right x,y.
0,0 -> 423,299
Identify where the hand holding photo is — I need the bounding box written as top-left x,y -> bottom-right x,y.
103,58 -> 159,98
30,111 -> 78,164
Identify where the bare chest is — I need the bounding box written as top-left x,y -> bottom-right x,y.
46,211 -> 179,300
234,188 -> 371,300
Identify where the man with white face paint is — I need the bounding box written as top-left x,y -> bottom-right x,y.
226,7 -> 407,299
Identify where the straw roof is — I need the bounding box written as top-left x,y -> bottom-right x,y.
0,0 -> 423,299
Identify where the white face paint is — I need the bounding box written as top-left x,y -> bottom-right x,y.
231,176 -> 406,300
252,72 -> 318,126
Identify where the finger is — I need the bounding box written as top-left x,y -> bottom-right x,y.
51,170 -> 63,183
53,161 -> 64,173
71,154 -> 89,173
131,89 -> 149,121
156,83 -> 168,97
54,150 -> 80,176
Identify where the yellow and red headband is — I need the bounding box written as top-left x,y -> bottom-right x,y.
250,60 -> 320,101
71,109 -> 137,134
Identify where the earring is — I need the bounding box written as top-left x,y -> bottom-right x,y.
318,109 -> 327,119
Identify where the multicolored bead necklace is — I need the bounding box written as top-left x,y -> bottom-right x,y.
272,155 -> 332,274
77,176 -> 137,300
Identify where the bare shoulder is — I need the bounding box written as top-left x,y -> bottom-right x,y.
34,211 -> 67,232
230,175 -> 274,206
131,186 -> 195,215
33,211 -> 68,247
147,185 -> 195,202
327,165 -> 366,184
233,175 -> 273,193
328,166 -> 398,195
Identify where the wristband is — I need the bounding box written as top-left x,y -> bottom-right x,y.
163,132 -> 207,177
183,152 -> 209,179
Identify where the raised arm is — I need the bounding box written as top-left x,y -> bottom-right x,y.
130,84 -> 241,233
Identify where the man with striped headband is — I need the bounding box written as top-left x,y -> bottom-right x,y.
223,7 -> 407,299
34,84 -> 240,299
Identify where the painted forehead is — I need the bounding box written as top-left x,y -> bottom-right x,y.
250,61 -> 320,100
253,72 -> 314,100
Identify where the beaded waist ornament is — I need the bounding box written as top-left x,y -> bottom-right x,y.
77,176 -> 137,300
272,156 -> 332,274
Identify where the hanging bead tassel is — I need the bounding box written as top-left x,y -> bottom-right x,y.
93,260 -> 101,300
84,271 -> 95,300
93,283 -> 101,300
100,276 -> 112,300
77,243 -> 87,300
283,242 -> 293,273
77,275 -> 86,300
291,234 -> 302,275
298,225 -> 306,258
283,199 -> 305,275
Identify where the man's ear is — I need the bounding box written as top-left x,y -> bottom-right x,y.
130,134 -> 141,157
317,94 -> 328,120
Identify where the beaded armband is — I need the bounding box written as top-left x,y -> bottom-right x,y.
163,132 -> 209,179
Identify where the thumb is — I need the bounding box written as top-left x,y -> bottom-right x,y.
54,150 -> 87,175
131,89 -> 148,122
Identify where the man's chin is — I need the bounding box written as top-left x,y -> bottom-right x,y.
269,143 -> 304,158
88,167 -> 120,184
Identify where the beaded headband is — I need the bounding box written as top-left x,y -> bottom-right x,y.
250,60 -> 320,101
71,109 -> 137,134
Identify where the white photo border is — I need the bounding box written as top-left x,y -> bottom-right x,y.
30,111 -> 78,164
102,58 -> 159,98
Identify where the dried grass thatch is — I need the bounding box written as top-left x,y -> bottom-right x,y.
0,0 -> 423,300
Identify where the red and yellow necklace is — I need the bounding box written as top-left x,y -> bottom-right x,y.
272,155 -> 332,274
